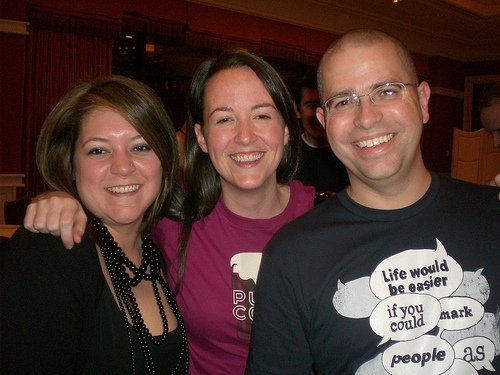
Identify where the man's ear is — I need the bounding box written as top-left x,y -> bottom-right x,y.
417,81 -> 431,125
316,107 -> 326,129
194,123 -> 208,153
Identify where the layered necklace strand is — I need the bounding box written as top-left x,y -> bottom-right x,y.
90,217 -> 188,375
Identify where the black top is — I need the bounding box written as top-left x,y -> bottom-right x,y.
296,139 -> 349,194
248,173 -> 500,374
0,228 -> 188,374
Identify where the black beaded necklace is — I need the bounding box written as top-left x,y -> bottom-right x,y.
90,217 -> 188,375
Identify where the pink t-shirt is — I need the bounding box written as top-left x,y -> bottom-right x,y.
152,180 -> 315,375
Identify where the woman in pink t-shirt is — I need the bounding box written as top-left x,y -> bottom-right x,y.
154,51 -> 315,374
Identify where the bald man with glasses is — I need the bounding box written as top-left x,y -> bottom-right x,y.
247,29 -> 500,375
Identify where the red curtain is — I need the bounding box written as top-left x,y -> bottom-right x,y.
186,3 -> 304,61
23,27 -> 114,197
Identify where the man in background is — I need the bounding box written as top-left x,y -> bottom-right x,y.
479,82 -> 500,190
479,82 -> 500,149
293,69 -> 349,197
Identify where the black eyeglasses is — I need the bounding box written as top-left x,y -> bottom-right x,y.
323,82 -> 418,115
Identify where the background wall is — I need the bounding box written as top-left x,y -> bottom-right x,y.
1,0 -> 499,196
1,1 -> 26,174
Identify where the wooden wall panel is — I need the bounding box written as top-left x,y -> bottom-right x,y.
451,128 -> 500,185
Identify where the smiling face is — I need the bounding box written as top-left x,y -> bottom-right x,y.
194,67 -> 290,196
73,108 -> 162,232
317,40 -> 430,195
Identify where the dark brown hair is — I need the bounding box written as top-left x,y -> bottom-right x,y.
36,75 -> 179,235
479,83 -> 500,109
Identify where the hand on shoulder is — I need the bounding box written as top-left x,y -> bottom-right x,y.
24,191 -> 87,249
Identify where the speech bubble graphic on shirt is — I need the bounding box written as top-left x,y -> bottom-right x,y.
230,252 -> 262,284
333,276 -> 380,319
452,269 -> 490,304
453,336 -> 496,372
441,311 -> 500,356
370,239 -> 462,300
441,358 -> 478,375
382,335 -> 454,375
370,294 -> 441,345
437,296 -> 484,332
